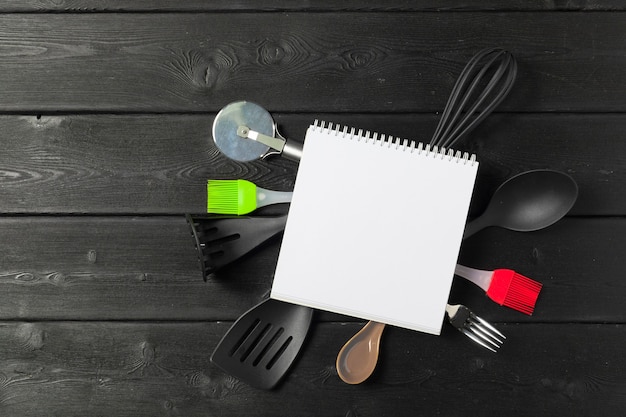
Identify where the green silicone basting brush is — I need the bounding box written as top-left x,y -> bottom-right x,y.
207,179 -> 293,215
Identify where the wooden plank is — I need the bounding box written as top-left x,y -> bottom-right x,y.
0,113 -> 624,215
454,217 -> 626,324
0,321 -> 624,416
0,1 -> 623,12
0,216 -> 624,322
0,216 -> 278,321
0,114 -> 256,214
0,13 -> 624,112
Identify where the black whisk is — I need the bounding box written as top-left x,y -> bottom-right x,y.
430,48 -> 517,150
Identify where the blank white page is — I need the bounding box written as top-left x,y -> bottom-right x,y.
270,122 -> 478,335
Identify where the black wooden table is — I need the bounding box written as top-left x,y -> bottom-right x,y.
0,2 -> 624,416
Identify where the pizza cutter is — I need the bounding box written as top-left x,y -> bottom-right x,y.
212,101 -> 303,162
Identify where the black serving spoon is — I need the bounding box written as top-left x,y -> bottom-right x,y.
463,169 -> 578,239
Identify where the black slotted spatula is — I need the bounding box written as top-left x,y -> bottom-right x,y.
211,298 -> 314,390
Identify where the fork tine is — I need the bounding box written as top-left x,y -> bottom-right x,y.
473,314 -> 506,340
468,323 -> 502,349
469,317 -> 505,345
461,328 -> 497,353
445,304 -> 506,352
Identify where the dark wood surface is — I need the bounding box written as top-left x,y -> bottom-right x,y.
0,4 -> 624,416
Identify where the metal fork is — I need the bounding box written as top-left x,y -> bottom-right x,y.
445,304 -> 506,352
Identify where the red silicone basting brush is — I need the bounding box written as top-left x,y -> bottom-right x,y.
454,264 -> 542,315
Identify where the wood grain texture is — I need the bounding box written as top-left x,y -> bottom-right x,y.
0,0 -> 623,12
0,13 -> 624,112
0,113 -> 624,215
0,6 -> 623,416
0,114 -> 297,214
0,216 -> 624,322
0,321 -> 624,416
0,216 -> 278,320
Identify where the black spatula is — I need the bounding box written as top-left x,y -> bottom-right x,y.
211,298 -> 314,390
186,214 -> 287,280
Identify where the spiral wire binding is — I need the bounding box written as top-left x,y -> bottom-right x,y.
312,119 -> 476,165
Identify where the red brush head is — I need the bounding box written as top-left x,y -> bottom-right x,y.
486,269 -> 543,315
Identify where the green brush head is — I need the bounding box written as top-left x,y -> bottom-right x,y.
207,179 -> 257,215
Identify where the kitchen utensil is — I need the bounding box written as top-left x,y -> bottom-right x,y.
212,100 -> 303,162
207,179 -> 293,215
335,321 -> 385,385
445,303 -> 505,352
211,298 -> 314,390
336,302 -> 506,384
454,264 -> 542,315
463,169 -> 578,239
185,214 -> 287,281
430,47 -> 517,150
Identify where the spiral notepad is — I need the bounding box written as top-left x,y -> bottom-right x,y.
270,121 -> 478,335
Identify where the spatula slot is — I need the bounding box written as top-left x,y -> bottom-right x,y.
237,322 -> 273,362
266,336 -> 293,370
229,318 -> 261,357
252,327 -> 284,367
206,233 -> 241,247
207,250 -> 224,259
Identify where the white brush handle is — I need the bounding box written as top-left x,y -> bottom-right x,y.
455,264 -> 492,292
256,188 -> 293,208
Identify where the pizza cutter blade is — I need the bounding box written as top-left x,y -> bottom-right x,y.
212,101 -> 303,162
